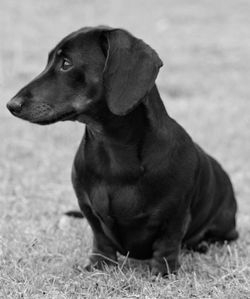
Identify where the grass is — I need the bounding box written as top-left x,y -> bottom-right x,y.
0,0 -> 250,298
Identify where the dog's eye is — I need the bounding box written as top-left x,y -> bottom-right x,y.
61,58 -> 72,71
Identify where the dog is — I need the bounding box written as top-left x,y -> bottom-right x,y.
7,26 -> 238,276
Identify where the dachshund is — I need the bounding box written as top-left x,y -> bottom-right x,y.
7,26 -> 238,275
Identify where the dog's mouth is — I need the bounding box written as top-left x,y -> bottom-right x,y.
9,110 -> 21,117
8,103 -> 79,125
31,110 -> 79,125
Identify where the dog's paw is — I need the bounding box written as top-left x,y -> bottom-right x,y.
84,257 -> 117,272
151,266 -> 166,278
195,241 -> 209,253
84,261 -> 106,272
150,260 -> 179,278
84,263 -> 95,272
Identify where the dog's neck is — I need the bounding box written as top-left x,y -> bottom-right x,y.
143,85 -> 169,129
79,85 -> 169,145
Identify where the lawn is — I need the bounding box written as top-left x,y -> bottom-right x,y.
0,0 -> 250,298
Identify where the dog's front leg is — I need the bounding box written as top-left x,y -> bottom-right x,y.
151,213 -> 190,276
86,227 -> 118,271
75,201 -> 118,271
151,234 -> 181,276
72,174 -> 117,270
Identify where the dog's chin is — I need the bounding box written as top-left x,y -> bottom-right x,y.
33,111 -> 79,125
13,110 -> 78,125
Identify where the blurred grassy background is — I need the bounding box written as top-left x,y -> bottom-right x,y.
0,0 -> 249,297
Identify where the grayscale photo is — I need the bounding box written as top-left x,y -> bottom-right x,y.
0,1 -> 249,298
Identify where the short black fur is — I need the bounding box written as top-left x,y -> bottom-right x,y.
7,26 -> 238,276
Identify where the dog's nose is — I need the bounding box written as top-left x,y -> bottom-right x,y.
7,97 -> 24,114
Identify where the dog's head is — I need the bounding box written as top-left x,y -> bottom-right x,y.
7,26 -> 163,125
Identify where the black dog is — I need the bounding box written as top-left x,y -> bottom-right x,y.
7,26 -> 238,275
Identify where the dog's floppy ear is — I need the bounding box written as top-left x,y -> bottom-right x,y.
101,29 -> 163,115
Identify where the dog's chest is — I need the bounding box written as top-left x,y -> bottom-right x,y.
89,181 -> 149,226
88,180 -> 160,255
81,140 -> 169,226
